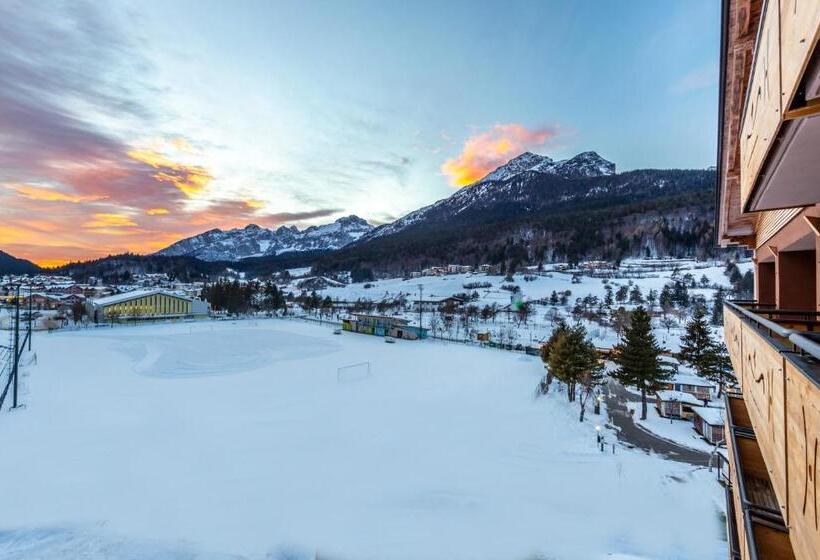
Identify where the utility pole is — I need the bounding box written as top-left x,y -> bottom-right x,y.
12,284 -> 20,408
417,284 -> 423,330
27,282 -> 32,351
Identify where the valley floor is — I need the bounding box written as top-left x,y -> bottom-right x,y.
0,319 -> 726,560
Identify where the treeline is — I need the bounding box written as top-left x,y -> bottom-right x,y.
200,280 -> 287,314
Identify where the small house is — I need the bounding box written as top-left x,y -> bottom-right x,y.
342,314 -> 427,340
655,390 -> 702,419
660,372 -> 713,402
692,406 -> 725,445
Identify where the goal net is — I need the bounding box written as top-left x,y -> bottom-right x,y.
337,361 -> 371,382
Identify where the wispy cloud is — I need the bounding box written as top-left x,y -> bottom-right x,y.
441,124 -> 559,187
669,63 -> 717,95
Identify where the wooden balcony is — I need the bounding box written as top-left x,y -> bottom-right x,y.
724,302 -> 820,559
725,392 -> 794,560
739,0 -> 820,212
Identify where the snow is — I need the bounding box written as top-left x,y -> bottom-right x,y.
626,401 -> 718,454
0,319 -> 727,560
90,288 -> 191,306
291,259 -> 751,350
692,406 -> 726,426
655,390 -> 703,406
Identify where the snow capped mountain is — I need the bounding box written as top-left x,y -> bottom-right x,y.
156,215 -> 372,261
479,152 -> 555,183
475,150 -> 614,185
362,150 -> 616,241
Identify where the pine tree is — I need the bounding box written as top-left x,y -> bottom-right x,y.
547,324 -> 604,422
613,306 -> 670,420
540,321 -> 569,393
703,341 -> 735,398
679,307 -> 713,377
710,287 -> 725,325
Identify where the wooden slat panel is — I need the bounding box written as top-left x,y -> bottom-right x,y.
780,0 -> 820,109
740,0 -> 783,208
754,522 -> 796,559
742,325 -> 789,521
756,207 -> 804,248
726,306 -> 745,390
785,358 -> 820,560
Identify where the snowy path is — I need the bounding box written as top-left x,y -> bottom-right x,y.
0,319 -> 727,560
605,380 -> 711,466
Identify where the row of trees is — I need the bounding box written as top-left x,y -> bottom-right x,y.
540,305 -> 735,423
200,280 -> 287,314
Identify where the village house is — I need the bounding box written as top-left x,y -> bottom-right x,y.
691,406 -> 725,446
654,390 -> 702,419
412,296 -> 465,313
659,372 -> 713,402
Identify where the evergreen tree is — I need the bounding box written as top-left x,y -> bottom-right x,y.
547,324 -> 604,422
540,321 -> 569,393
710,287 -> 725,325
703,341 -> 735,398
613,306 -> 670,420
679,307 -> 713,376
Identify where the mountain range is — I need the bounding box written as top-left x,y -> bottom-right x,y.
155,215 -> 373,261
1,150 -> 729,278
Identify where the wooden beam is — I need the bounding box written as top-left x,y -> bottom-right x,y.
769,244 -> 779,258
784,98 -> 820,121
803,215 -> 820,237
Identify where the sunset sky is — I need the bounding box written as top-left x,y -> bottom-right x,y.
0,0 -> 720,266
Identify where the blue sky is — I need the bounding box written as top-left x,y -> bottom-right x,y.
0,0 -> 720,264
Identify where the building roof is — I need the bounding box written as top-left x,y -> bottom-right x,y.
669,373 -> 713,388
655,390 -> 703,406
91,288 -> 192,307
691,406 -> 725,426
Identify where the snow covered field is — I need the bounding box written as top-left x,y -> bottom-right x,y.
289,259 -> 752,349
0,319 -> 727,560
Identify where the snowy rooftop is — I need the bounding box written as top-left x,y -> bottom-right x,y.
692,406 -> 726,426
670,372 -> 713,388
655,390 -> 703,406
90,288 -> 192,306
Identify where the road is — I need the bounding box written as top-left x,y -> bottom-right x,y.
604,380 -> 711,467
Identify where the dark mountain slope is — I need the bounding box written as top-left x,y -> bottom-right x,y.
0,250 -> 42,275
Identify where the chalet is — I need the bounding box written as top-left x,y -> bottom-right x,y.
717,2 -> 820,557
660,373 -> 713,402
654,390 -> 702,419
691,406 -> 725,446
412,296 -> 465,312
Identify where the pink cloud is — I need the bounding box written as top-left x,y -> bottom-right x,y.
441,124 -> 559,187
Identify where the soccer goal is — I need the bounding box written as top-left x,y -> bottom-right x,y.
337,361 -> 372,382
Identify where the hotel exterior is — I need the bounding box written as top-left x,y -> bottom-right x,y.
716,1 -> 820,559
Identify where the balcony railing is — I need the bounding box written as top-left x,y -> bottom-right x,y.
723,302 -> 820,560
725,391 -> 793,560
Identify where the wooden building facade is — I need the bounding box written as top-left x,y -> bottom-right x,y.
717,1 -> 820,558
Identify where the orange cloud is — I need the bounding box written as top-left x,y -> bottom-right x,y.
127,149 -> 212,197
441,124 -> 558,187
244,199 -> 266,209
5,183 -> 106,203
83,213 -> 138,229
146,207 -> 170,215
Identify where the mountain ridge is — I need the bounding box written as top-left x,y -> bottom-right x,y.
155,215 -> 373,262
